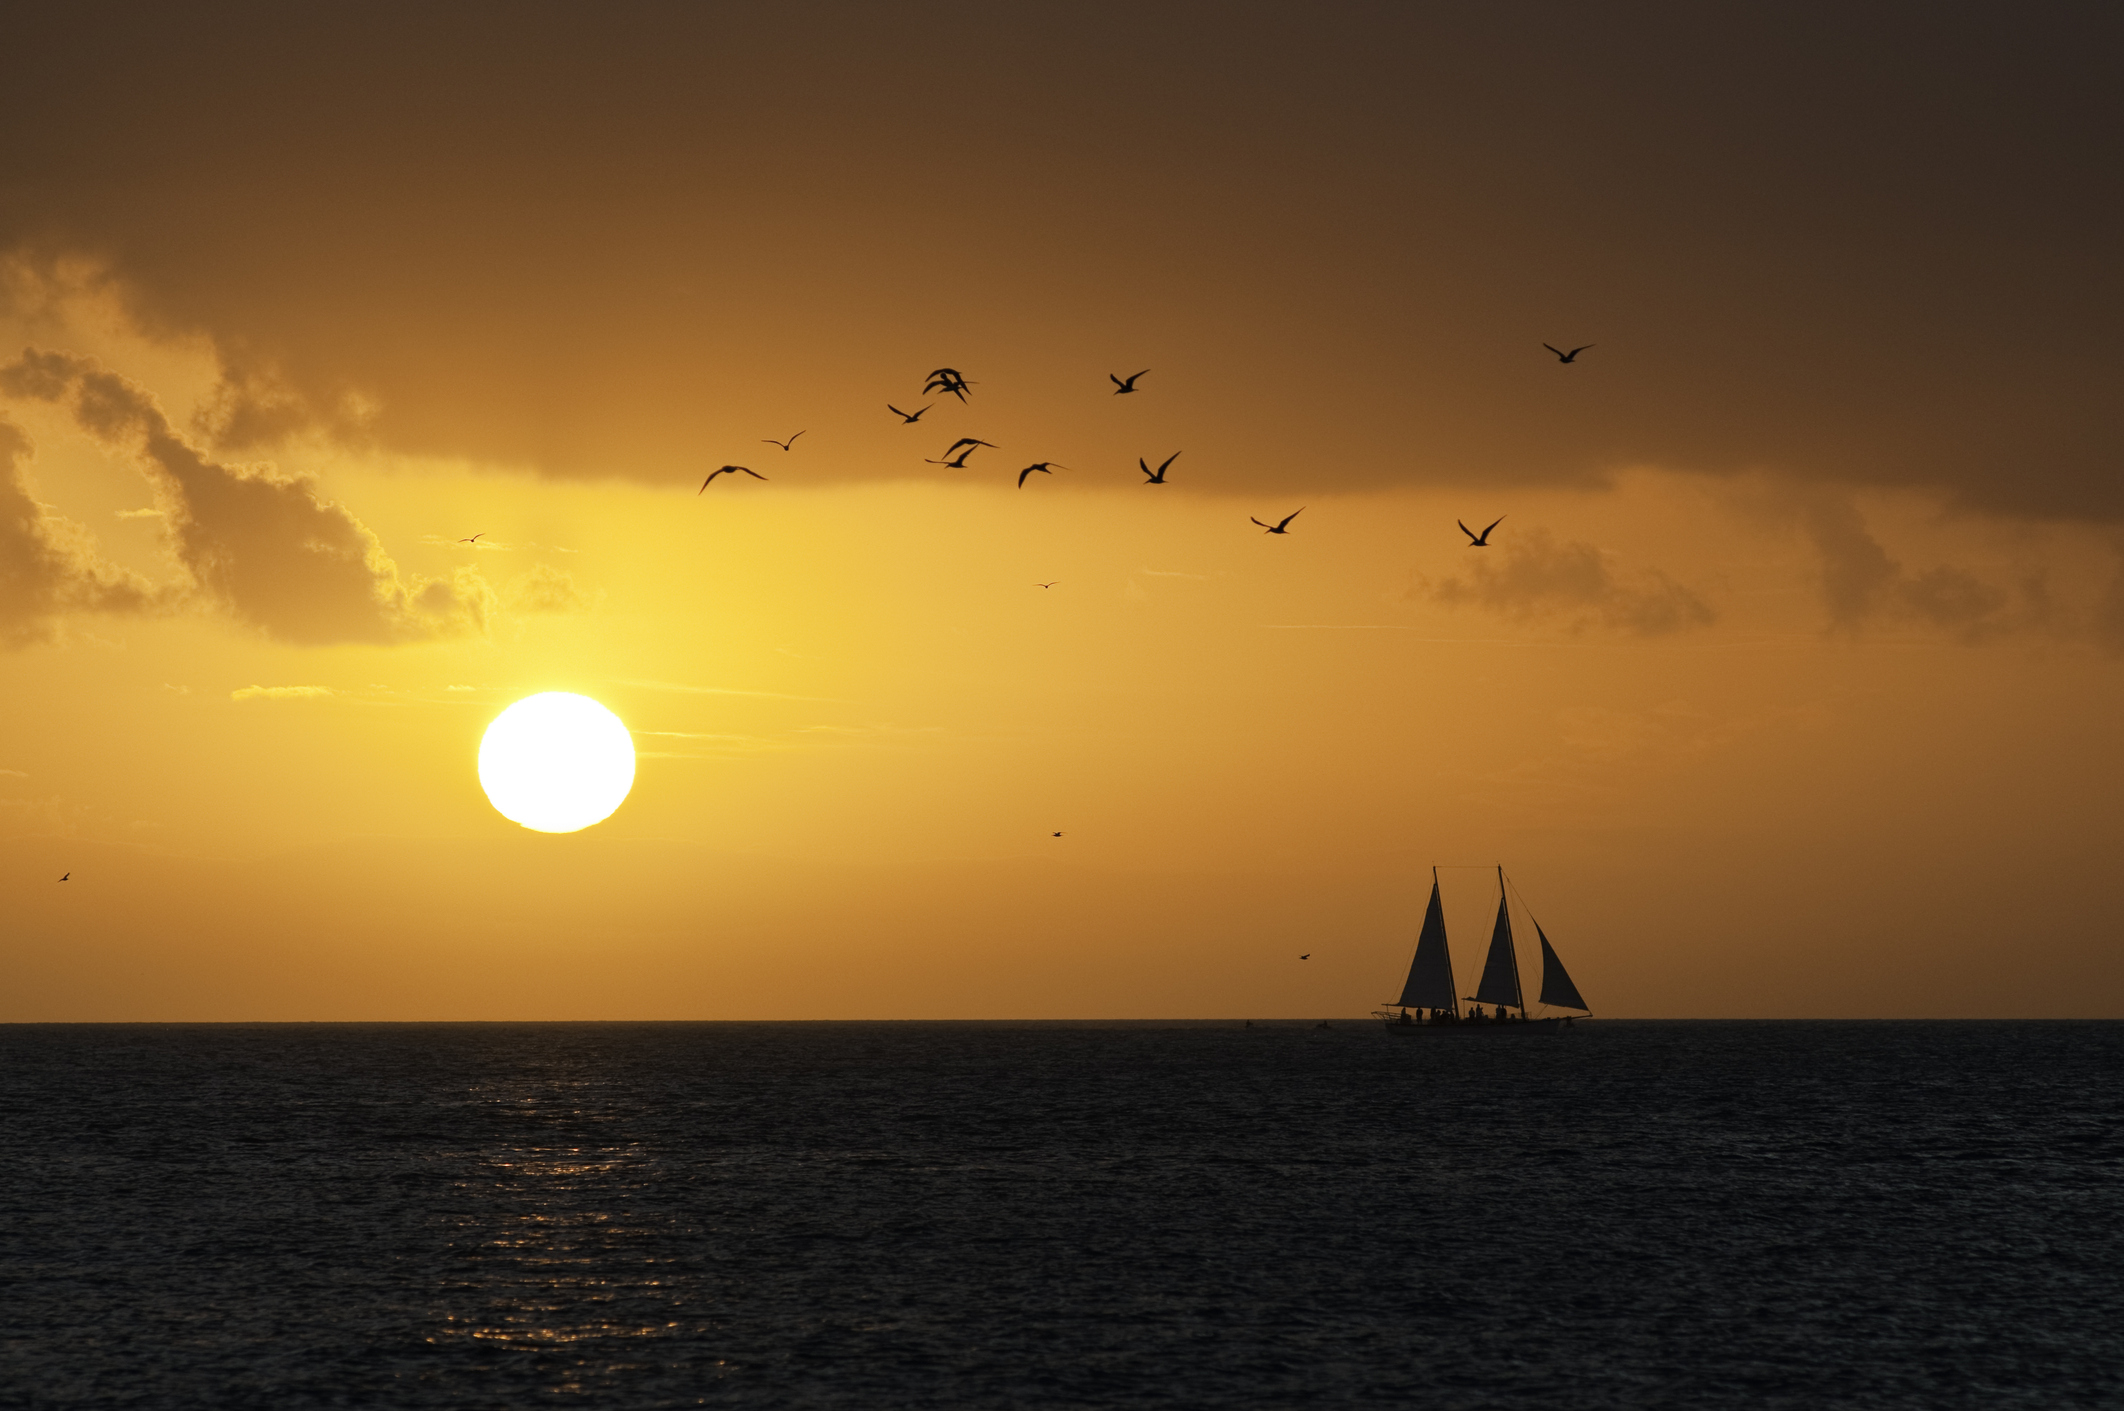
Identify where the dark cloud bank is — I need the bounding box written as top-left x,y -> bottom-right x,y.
0,2 -> 2117,515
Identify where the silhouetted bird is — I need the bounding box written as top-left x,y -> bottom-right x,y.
1036,581 -> 1058,588
456,533 -> 484,545
58,872 -> 68,881
1052,832 -> 1064,837
1458,515 -> 1505,546
924,368 -> 974,401
1543,343 -> 1594,363
1299,953 -> 1310,960
888,403 -> 931,423
1110,369 -> 1148,394
762,431 -> 805,451
1140,452 -> 1179,483
700,466 -> 767,491
1018,462 -> 1061,487
1252,508 -> 1303,534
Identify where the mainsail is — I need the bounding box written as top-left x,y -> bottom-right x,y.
1471,886 -> 1524,1010
1391,879 -> 1458,1009
1535,922 -> 1589,1011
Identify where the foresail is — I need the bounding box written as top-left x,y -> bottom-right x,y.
1535,922 -> 1589,1010
1393,881 -> 1457,1009
1471,894 -> 1523,1009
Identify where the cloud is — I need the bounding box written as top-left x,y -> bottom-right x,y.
1756,484 -> 2048,643
0,416 -> 159,646
1417,528 -> 1716,636
615,679 -> 837,701
0,349 -> 491,645
230,684 -> 335,701
504,562 -> 591,614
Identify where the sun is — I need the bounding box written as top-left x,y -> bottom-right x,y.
478,692 -> 636,833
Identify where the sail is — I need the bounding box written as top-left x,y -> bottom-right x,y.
1391,881 -> 1458,1009
1471,892 -> 1523,1009
1535,922 -> 1589,1010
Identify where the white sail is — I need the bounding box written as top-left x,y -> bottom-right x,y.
1535,922 -> 1589,1011
1471,889 -> 1523,1010
1391,880 -> 1457,1009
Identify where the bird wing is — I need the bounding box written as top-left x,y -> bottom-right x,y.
1457,519 -> 1477,540
740,467 -> 768,480
1109,373 -> 1125,388
1128,369 -> 1148,384
789,431 -> 805,444
1279,508 -> 1304,529
1543,344 -> 1564,357
1480,514 -> 1505,536
1158,452 -> 1180,473
1570,345 -> 1593,356
1018,466 -> 1037,487
1251,517 -> 1271,528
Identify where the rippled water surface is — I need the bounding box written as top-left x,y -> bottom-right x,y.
4,1021 -> 2120,1408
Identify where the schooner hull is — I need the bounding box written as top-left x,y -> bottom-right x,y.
1376,1016 -> 1574,1034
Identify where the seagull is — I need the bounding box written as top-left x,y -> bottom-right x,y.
455,533 -> 484,545
762,431 -> 805,451
1140,452 -> 1179,483
1052,831 -> 1064,837
1458,515 -> 1505,546
700,466 -> 768,491
1251,508 -> 1303,534
1543,343 -> 1594,363
924,368 -> 974,401
888,403 -> 931,423
1110,369 -> 1149,394
1299,954 -> 1310,960
58,872 -> 68,881
1017,462 -> 1062,487
1036,581 -> 1058,588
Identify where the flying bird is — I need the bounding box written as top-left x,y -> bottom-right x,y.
58,872 -> 68,881
1110,369 -> 1149,394
1543,343 -> 1594,363
456,533 -> 484,545
1052,831 -> 1064,837
1140,452 -> 1180,483
1458,515 -> 1505,546
924,368 -> 974,401
888,403 -> 931,423
1299,953 -> 1310,960
1017,462 -> 1062,487
1252,508 -> 1304,534
762,431 -> 806,451
700,466 -> 768,491
1036,581 -> 1058,588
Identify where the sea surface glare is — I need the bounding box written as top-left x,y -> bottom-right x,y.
3,1021 -> 2120,1409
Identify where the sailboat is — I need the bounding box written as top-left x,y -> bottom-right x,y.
1374,866 -> 1591,1032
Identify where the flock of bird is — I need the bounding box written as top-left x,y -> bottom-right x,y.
678,345 -> 1595,567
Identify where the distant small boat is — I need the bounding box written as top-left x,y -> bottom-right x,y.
1374,866 -> 1591,1032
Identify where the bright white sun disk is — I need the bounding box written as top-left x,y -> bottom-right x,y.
478,692 -> 636,833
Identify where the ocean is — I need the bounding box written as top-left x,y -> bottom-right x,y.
3,1020 -> 2119,1408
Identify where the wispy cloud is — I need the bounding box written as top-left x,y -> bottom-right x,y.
615,678 -> 839,702
1415,528 -> 1716,637
230,684 -> 336,701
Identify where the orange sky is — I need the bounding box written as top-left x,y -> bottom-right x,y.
3,4 -> 2121,1018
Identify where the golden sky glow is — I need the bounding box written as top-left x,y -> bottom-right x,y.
3,6 -> 2120,1019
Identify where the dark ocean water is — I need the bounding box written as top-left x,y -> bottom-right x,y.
2,1021 -> 2120,1410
